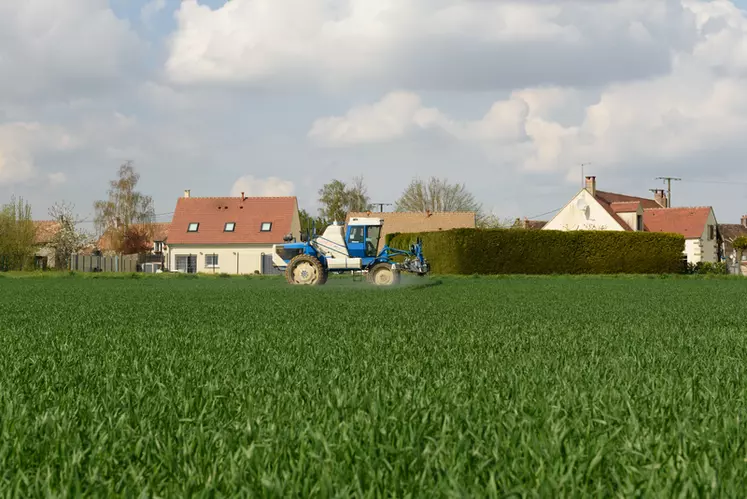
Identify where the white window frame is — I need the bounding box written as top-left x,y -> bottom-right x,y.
205,254 -> 219,268
187,223 -> 199,232
261,222 -> 272,232
224,222 -> 236,232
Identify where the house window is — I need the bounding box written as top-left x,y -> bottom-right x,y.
224,222 -> 235,232
187,223 -> 199,232
154,241 -> 164,253
708,225 -> 715,240
205,254 -> 219,268
637,214 -> 643,231
261,222 -> 272,232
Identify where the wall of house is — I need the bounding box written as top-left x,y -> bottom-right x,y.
542,190 -> 625,231
167,244 -> 276,274
684,239 -> 702,264
699,210 -> 719,263
35,245 -> 57,268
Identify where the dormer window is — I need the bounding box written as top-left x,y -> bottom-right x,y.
224,222 -> 235,232
187,223 -> 199,232
261,222 -> 272,232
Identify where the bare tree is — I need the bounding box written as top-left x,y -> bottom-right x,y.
94,161 -> 155,254
395,177 -> 481,213
48,201 -> 93,269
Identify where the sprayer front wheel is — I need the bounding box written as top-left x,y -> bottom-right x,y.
286,255 -> 325,285
368,263 -> 401,286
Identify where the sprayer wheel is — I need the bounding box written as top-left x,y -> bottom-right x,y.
368,263 -> 401,286
286,255 -> 325,286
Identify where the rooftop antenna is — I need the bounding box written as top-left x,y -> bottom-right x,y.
581,162 -> 591,187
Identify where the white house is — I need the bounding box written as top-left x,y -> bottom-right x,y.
543,176 -> 720,264
165,190 -> 301,274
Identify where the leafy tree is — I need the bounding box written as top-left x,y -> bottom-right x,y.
48,201 -> 93,270
395,177 -> 481,213
733,236 -> 747,274
299,209 -> 328,238
317,176 -> 370,222
94,161 -> 155,254
0,196 -> 35,270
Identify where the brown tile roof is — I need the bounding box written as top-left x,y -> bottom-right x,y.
719,223 -> 747,255
609,201 -> 641,213
596,190 -> 663,210
346,211 -> 476,251
34,221 -> 60,245
593,197 -> 633,231
97,222 -> 172,252
168,196 -> 297,245
643,207 -> 712,239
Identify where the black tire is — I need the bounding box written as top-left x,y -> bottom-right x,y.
285,255 -> 325,285
367,262 -> 401,286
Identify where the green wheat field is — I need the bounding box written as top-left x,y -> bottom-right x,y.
1,273 -> 747,496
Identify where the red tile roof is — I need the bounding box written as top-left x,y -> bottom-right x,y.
593,197 -> 634,231
609,201 -> 641,213
596,191 -> 663,210
34,221 -> 60,245
643,207 -> 712,239
168,196 -> 297,245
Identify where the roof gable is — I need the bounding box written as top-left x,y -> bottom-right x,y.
168,196 -> 297,245
543,189 -> 630,231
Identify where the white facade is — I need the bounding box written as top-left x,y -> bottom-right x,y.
684,209 -> 719,264
166,244 -> 276,274
542,189 -> 626,231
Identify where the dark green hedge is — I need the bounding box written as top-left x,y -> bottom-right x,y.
388,229 -> 685,275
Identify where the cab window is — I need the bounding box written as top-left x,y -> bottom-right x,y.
366,226 -> 382,257
348,226 -> 365,244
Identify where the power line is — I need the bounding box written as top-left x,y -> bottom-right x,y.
527,207 -> 563,220
655,177 -> 680,208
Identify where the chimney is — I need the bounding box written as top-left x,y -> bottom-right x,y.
742,215 -> 747,228
241,191 -> 245,201
585,176 -> 596,197
654,189 -> 668,208
184,189 -> 191,198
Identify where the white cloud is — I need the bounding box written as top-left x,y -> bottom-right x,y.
0,0 -> 142,104
165,0 -> 693,91
308,0 -> 747,181
0,123 -> 79,185
230,175 -> 296,197
47,172 -> 67,185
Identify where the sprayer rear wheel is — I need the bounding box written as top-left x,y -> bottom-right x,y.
286,255 -> 325,285
368,263 -> 401,286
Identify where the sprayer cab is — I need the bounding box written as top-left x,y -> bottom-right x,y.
271,217 -> 430,286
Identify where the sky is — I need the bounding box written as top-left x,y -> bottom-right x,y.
3,0 -> 747,228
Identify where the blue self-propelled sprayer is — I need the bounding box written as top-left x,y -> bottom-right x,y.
271,216 -> 430,286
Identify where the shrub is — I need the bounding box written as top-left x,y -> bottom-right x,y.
684,261 -> 729,275
389,228 -> 685,275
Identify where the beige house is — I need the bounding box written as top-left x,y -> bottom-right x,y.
165,190 -> 301,274
543,176 -> 720,264
33,220 -> 60,269
346,211 -> 476,252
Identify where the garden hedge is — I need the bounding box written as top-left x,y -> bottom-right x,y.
387,229 -> 685,275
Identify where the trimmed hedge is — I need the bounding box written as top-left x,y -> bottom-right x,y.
387,229 -> 685,275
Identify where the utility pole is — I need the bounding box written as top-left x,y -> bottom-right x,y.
655,177 -> 681,207
369,203 -> 392,212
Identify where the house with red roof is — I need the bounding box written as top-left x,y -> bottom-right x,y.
165,190 -> 301,274
543,176 -> 720,264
